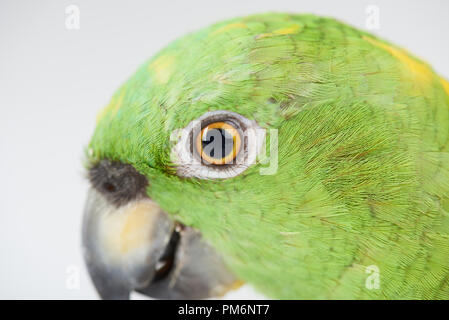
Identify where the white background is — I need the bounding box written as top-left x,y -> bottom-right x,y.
1,0 -> 448,299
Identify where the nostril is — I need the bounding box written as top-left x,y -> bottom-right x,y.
102,182 -> 117,193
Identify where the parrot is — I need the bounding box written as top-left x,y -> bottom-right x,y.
82,12 -> 449,300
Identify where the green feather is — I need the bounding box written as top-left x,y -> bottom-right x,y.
88,13 -> 449,299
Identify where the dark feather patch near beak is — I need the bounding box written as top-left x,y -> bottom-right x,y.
82,161 -> 240,300
88,160 -> 148,207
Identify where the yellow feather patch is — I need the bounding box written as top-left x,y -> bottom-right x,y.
363,36 -> 434,86
212,22 -> 247,35
256,23 -> 302,39
440,77 -> 449,96
273,24 -> 302,35
148,54 -> 176,84
96,89 -> 125,123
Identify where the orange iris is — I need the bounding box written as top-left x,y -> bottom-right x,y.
195,122 -> 241,165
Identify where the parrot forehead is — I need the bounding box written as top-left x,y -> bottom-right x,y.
95,13 -> 317,120
145,14 -> 306,84
90,13 -> 317,165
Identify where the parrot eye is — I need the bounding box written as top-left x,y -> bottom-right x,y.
195,121 -> 242,165
171,110 -> 265,179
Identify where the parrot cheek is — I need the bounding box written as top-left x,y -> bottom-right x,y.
83,160 -> 240,299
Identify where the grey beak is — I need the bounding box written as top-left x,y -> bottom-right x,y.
82,161 -> 239,300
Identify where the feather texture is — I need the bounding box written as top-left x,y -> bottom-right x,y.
88,13 -> 449,299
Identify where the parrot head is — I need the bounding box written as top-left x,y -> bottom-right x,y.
83,13 -> 439,299
83,13 -> 305,299
83,13 -> 297,300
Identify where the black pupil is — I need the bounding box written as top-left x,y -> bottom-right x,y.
201,128 -> 234,160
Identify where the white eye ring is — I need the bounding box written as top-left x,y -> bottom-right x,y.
171,110 -> 265,179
